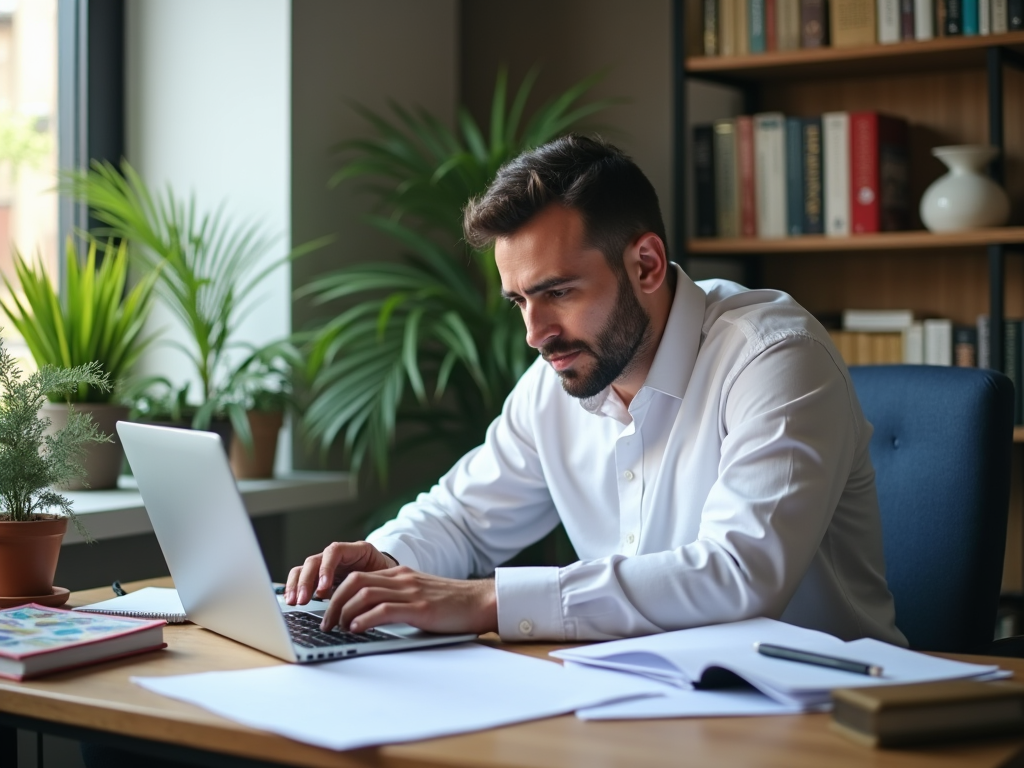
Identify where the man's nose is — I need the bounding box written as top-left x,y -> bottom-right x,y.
523,304 -> 559,350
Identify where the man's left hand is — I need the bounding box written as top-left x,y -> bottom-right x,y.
319,565 -> 498,636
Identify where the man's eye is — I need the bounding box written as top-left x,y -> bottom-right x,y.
549,289 -> 568,299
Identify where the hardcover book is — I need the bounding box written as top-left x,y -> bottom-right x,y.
878,0 -> 902,41
849,112 -> 910,233
693,124 -> 718,237
737,115 -> 758,237
954,326 -> 978,367
900,0 -> 917,36
737,0 -> 752,54
754,112 -> 787,238
785,117 -> 804,236
802,117 -> 825,234
963,0 -> 980,32
0,604 -> 165,681
751,0 -> 768,51
945,0 -> 963,34
832,0 -> 878,46
721,0 -> 738,56
766,0 -> 779,47
823,112 -> 851,236
704,0 -> 719,54
924,318 -> 953,366
801,0 -> 829,46
992,0 -> 1008,30
1010,0 -> 1023,27
915,0 -> 936,36
980,0 -> 991,33
778,0 -> 803,47
713,119 -> 741,237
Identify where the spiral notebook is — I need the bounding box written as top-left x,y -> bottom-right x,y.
74,587 -> 187,624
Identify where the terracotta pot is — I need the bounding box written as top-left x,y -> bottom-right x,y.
42,402 -> 130,490
0,516 -> 68,597
229,410 -> 284,479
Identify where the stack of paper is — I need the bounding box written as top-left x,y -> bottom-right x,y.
553,618 -> 1006,713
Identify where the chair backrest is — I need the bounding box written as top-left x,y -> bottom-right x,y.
849,365 -> 1014,654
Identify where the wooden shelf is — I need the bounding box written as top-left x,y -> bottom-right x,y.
686,31 -> 1024,80
688,228 -> 1024,255
1014,426 -> 1024,443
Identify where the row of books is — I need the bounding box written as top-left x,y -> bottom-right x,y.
693,111 -> 909,239
830,309 -> 1024,424
700,0 -> 1024,57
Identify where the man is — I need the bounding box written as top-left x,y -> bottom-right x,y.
287,134 -> 906,647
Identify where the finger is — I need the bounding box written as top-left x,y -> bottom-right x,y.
284,566 -> 303,605
295,553 -> 323,604
349,602 -> 426,634
321,571 -> 401,630
339,586 -> 411,630
316,542 -> 367,597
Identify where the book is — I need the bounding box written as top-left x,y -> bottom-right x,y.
767,0 -> 779,47
831,680 -> 1024,748
980,0 -> 991,33
823,112 -> 851,236
737,115 -> 758,237
778,0 -> 803,47
901,0 -> 917,36
754,112 -> 787,238
978,314 -> 991,369
802,117 -> 825,234
954,326 -> 978,367
924,318 -> 953,366
993,0 -> 1009,30
829,330 -> 904,365
903,322 -> 925,364
694,124 -> 718,238
737,0 -> 751,54
714,119 -> 741,238
842,308 -> 914,331
945,0 -> 963,33
785,117 -> 804,236
704,0 -> 720,54
849,112 -> 910,234
1010,0 -> 1023,27
1005,319 -> 1021,424
721,0 -> 738,55
832,0 -> 877,45
0,604 -> 165,681
74,586 -> 188,624
801,0 -> 829,45
751,0 -> 768,51
878,0 -> 902,41
915,0 -> 936,36
963,0 -> 980,31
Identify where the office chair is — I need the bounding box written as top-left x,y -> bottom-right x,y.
849,365 -> 1014,655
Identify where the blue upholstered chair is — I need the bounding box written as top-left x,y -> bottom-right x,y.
849,365 -> 1014,654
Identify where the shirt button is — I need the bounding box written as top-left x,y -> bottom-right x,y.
519,619 -> 533,635
627,533 -> 635,544
623,470 -> 634,481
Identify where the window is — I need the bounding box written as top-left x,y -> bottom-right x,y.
0,0 -> 58,364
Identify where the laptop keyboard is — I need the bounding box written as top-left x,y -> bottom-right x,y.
284,610 -> 395,648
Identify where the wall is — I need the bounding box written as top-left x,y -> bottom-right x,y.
124,0 -> 292,454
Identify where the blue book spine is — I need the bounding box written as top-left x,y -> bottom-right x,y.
785,118 -> 803,237
963,0 -> 980,32
750,0 -> 767,52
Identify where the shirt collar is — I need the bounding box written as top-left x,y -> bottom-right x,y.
579,265 -> 706,416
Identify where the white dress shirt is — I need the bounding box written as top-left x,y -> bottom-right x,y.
367,267 -> 906,646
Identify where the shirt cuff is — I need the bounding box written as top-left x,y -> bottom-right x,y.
495,566 -> 565,641
364,535 -> 421,572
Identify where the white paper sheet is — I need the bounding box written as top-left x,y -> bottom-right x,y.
133,643 -> 665,751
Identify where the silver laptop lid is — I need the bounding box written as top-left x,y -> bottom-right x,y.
116,421 -> 297,662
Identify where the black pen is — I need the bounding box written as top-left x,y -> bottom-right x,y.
754,643 -> 883,677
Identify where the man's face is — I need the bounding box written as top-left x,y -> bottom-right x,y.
495,205 -> 651,399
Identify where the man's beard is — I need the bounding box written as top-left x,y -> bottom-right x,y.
541,273 -> 652,400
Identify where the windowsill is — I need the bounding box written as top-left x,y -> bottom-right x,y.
61,471 -> 355,544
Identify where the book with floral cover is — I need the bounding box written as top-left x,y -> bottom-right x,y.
0,603 -> 165,680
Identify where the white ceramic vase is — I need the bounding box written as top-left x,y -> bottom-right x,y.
919,145 -> 1010,232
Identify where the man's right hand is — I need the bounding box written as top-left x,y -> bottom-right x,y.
284,541 -> 396,605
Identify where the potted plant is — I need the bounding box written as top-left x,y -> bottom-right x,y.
0,340 -> 110,603
60,162 -> 328,461
0,238 -> 158,489
298,69 -> 615,481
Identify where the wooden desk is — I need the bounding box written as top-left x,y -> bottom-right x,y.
1,579 -> 1022,768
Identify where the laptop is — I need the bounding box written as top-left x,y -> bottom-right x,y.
116,421 -> 477,663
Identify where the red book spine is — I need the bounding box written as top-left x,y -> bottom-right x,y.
737,116 -> 758,238
850,112 -> 880,234
766,0 -> 778,48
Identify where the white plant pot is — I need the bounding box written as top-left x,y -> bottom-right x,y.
919,145 -> 1010,232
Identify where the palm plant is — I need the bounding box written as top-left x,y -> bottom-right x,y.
0,238 -> 158,402
300,69 -> 616,479
61,162 -> 328,442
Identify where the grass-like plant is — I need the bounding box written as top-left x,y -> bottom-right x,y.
60,162 -> 329,439
0,338 -> 110,537
0,239 -> 159,402
299,68 -> 616,480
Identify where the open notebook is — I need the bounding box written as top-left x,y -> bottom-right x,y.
74,587 -> 187,624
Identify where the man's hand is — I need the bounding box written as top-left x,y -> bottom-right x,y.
284,541 -> 395,605
320,566 -> 497,636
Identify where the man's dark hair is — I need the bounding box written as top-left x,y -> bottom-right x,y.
463,135 -> 668,272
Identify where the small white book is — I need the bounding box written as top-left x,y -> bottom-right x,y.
842,308 -> 914,332
878,0 -> 901,42
74,587 -> 187,624
915,0 -> 935,38
924,318 -> 954,366
823,112 -> 851,237
754,113 -> 788,239
903,322 -> 925,364
980,0 -> 992,33
992,0 -> 1008,32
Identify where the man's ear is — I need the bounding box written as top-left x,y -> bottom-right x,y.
630,232 -> 669,295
